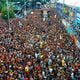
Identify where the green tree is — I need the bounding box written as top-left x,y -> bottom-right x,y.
1,6 -> 15,20
0,0 -> 6,12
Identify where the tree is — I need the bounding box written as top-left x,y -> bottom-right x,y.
0,0 -> 6,12
1,5 -> 15,20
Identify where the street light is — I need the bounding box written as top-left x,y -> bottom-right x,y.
63,0 -> 65,8
6,0 -> 12,33
6,0 -> 10,27
24,0 -> 27,18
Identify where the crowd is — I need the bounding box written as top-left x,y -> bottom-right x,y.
0,9 -> 80,80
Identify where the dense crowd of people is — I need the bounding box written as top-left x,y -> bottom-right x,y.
0,9 -> 80,80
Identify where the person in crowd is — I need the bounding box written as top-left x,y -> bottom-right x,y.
0,9 -> 80,80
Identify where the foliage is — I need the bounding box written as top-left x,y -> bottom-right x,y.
1,6 -> 15,20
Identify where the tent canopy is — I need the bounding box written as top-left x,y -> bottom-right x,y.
57,0 -> 80,7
